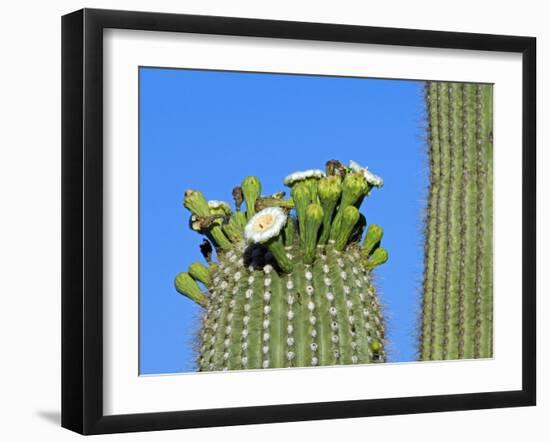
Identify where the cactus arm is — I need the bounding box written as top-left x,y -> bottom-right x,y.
420,82 -> 493,361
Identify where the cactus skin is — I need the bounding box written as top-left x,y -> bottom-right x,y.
176,160 -> 388,371
420,82 -> 493,361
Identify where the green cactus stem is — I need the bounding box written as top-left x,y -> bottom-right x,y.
175,159 -> 388,371
420,81 -> 493,361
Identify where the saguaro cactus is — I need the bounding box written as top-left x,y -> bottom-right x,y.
175,160 -> 389,371
420,82 -> 493,360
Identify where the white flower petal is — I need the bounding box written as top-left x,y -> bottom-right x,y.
283,169 -> 325,186
349,160 -> 384,187
244,207 -> 287,244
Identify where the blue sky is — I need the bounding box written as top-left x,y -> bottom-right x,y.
139,67 -> 427,374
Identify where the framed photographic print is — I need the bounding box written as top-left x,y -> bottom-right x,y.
61,8 -> 536,435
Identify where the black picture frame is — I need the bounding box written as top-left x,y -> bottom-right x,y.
62,8 -> 536,435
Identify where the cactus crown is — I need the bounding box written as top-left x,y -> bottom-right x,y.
176,159 -> 389,371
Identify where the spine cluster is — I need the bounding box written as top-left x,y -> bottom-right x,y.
420,82 -> 493,360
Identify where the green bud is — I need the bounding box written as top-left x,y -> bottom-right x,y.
188,262 -> 212,287
334,206 -> 360,251
303,203 -> 324,264
329,172 -> 368,240
188,214 -> 233,251
365,247 -> 389,269
175,272 -> 206,306
318,176 -> 342,244
184,189 -> 211,217
290,182 -> 311,247
318,175 -> 342,202
208,200 -> 232,217
207,201 -> 231,231
241,176 -> 261,220
304,178 -> 320,204
222,215 -> 244,243
363,224 -> 384,257
341,172 -> 369,207
210,226 -> 233,251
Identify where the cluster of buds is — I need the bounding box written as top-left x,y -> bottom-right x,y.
175,159 -> 388,304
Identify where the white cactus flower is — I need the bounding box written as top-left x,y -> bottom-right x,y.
283,169 -> 325,186
349,160 -> 384,187
244,207 -> 287,244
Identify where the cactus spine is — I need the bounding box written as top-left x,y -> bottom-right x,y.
175,160 -> 388,371
420,82 -> 493,360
